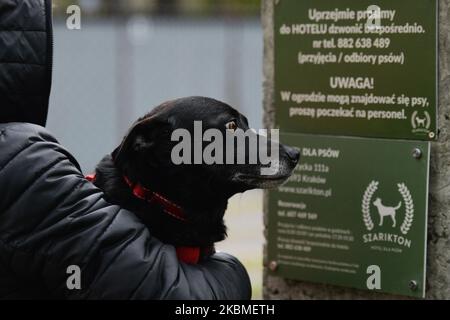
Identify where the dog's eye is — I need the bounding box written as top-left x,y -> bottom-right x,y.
225,121 -> 238,131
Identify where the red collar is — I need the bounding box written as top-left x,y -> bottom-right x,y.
86,173 -> 207,264
86,174 -> 187,222
121,176 -> 187,222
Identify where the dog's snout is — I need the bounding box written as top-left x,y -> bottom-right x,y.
285,146 -> 300,164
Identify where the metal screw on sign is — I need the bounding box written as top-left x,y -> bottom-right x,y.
409,280 -> 418,291
268,261 -> 278,272
412,148 -> 422,159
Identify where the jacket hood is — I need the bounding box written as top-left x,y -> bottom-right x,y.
0,0 -> 53,126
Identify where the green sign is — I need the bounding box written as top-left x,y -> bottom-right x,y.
268,133 -> 429,298
275,0 -> 437,140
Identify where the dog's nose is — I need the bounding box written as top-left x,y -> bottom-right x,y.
285,146 -> 300,165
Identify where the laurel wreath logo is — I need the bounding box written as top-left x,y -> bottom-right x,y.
398,183 -> 414,235
361,181 -> 414,235
362,181 -> 378,231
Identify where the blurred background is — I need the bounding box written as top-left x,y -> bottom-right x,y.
48,0 -> 264,298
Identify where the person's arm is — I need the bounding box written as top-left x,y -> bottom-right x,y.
0,123 -> 251,299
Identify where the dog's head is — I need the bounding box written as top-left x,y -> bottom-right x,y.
112,97 -> 299,207
373,198 -> 382,206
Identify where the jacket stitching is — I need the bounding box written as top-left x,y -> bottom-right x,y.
160,252 -> 186,300
0,30 -> 46,32
27,177 -> 84,244
1,154 -> 67,219
0,61 -> 46,66
128,235 -> 164,299
85,216 -> 147,298
0,139 -> 36,172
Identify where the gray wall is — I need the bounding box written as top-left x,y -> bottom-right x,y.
47,17 -> 262,172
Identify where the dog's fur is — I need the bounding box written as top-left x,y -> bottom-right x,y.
92,97 -> 299,257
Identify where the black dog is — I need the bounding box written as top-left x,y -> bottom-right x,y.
90,97 -> 299,263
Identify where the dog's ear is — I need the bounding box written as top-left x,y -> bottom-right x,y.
112,116 -> 168,166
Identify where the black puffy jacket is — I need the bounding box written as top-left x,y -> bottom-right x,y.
0,0 -> 251,299
0,0 -> 52,126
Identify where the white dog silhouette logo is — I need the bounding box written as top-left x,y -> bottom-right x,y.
415,117 -> 427,127
362,181 -> 414,235
372,198 -> 401,227
411,111 -> 432,136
